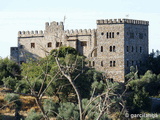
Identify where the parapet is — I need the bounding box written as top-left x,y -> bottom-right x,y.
45,21 -> 64,30
18,30 -> 44,37
65,29 -> 96,36
96,19 -> 149,25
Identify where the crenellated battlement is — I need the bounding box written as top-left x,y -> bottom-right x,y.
45,21 -> 63,29
18,30 -> 44,37
65,29 -> 96,36
97,19 -> 149,25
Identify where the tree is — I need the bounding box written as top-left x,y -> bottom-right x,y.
0,58 -> 21,85
4,93 -> 22,120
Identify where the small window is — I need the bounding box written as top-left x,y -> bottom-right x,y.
48,42 -> 52,47
110,46 -> 112,52
31,43 -> 35,48
101,32 -> 104,35
117,32 -> 119,35
101,46 -> 103,52
106,32 -> 109,38
93,61 -> 95,66
20,45 -> 24,49
127,46 -> 129,52
132,61 -> 134,66
127,61 -> 129,67
132,46 -> 134,52
110,61 -> 112,67
113,46 -> 116,52
109,32 -> 112,38
112,32 -> 114,38
140,46 -> 142,53
136,46 -> 137,52
81,41 -> 87,46
101,61 -> 103,67
113,61 -> 116,67
56,42 -> 62,47
89,61 -> 91,67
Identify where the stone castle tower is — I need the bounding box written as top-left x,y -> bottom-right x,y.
10,19 -> 149,82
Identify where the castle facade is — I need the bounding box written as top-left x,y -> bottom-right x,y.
10,19 -> 149,82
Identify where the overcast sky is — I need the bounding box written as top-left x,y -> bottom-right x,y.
0,0 -> 160,58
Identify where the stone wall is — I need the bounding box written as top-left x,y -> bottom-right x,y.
10,18 -> 149,82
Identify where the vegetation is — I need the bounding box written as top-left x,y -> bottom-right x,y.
0,48 -> 160,120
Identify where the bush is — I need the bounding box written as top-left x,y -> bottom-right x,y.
25,109 -> 42,120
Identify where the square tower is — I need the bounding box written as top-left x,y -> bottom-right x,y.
94,19 -> 149,82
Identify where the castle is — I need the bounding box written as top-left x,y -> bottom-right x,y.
10,19 -> 149,82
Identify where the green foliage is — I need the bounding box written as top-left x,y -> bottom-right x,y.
43,99 -> 59,117
25,109 -> 42,120
0,58 -> 21,85
50,46 -> 79,57
4,93 -> 22,110
2,76 -> 18,90
57,102 -> 79,120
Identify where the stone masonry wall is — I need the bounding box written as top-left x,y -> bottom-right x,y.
11,18 -> 149,82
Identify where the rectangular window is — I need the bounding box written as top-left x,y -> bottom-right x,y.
112,32 -> 114,38
93,61 -> 95,66
101,61 -> 103,67
89,61 -> 91,67
127,61 -> 129,67
101,46 -> 103,52
81,41 -> 87,46
113,61 -> 116,67
31,43 -> 35,48
56,42 -> 62,47
110,61 -> 112,67
48,42 -> 52,47
127,46 -> 129,52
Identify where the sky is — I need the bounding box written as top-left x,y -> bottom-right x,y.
0,0 -> 160,58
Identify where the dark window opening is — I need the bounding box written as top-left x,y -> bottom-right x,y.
113,46 -> 115,52
110,46 -> 112,52
31,43 -> 35,48
140,46 -> 142,53
132,46 -> 134,52
109,32 -> 112,38
112,32 -> 114,38
48,42 -> 52,47
101,32 -> 104,35
20,45 -> 24,49
56,42 -> 62,47
89,61 -> 91,67
132,61 -> 134,66
101,46 -> 103,52
127,46 -> 129,52
127,61 -> 129,67
113,61 -> 116,67
101,61 -> 103,67
117,32 -> 119,35
136,46 -> 137,52
110,61 -> 112,67
106,32 -> 109,38
81,41 -> 87,46
93,61 -> 95,66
